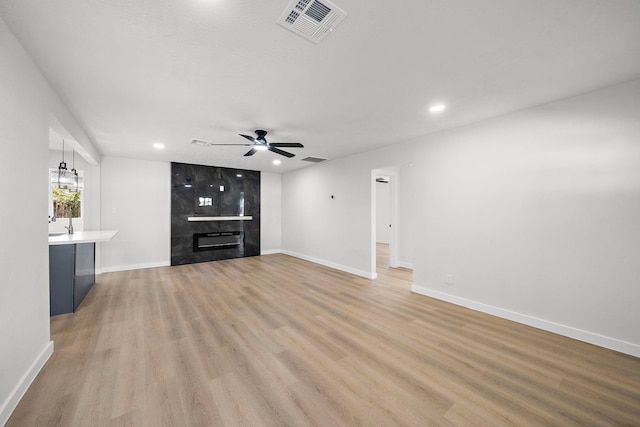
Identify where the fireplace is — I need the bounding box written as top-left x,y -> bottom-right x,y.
170,162 -> 260,266
193,231 -> 244,252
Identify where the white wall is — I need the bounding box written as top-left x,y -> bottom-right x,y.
281,78 -> 640,356
261,172 -> 282,254
0,17 -> 98,424
100,157 -> 171,272
282,155 -> 379,278
397,163 -> 414,268
375,180 -> 391,244
100,159 -> 282,271
0,19 -> 51,425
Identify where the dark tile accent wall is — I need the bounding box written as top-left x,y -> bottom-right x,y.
171,162 -> 260,266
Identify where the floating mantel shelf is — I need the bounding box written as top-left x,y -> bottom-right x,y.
187,216 -> 253,222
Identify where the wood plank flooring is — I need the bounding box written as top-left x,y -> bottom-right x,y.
8,247 -> 640,426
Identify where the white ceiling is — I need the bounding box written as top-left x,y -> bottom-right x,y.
2,0 -> 640,173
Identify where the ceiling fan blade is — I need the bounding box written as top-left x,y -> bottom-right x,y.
206,143 -> 253,146
244,148 -> 258,156
268,146 -> 295,158
269,142 -> 304,148
239,134 -> 257,143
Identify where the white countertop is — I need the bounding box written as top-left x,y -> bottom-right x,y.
48,230 -> 118,245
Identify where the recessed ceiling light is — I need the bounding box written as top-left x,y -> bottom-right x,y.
273,159 -> 281,165
429,104 -> 446,113
153,142 -> 165,150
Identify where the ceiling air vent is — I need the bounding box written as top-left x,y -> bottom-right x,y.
190,139 -> 212,146
301,156 -> 327,163
277,0 -> 347,44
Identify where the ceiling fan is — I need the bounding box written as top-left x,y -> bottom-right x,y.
192,130 -> 304,158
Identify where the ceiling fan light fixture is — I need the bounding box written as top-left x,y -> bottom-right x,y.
193,130 -> 303,158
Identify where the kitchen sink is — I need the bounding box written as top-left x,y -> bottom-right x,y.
49,233 -> 66,237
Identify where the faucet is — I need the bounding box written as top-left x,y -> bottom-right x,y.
49,212 -> 56,223
65,217 -> 74,234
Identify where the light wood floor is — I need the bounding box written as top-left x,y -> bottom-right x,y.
8,248 -> 640,426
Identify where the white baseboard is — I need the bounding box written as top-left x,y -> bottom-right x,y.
411,284 -> 640,358
0,341 -> 54,426
101,261 -> 170,273
282,250 -> 376,279
260,249 -> 282,255
398,261 -> 413,270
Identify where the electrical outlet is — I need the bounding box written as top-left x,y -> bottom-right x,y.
446,274 -> 454,285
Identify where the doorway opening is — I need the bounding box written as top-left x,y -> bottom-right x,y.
372,165 -> 413,285
375,173 -> 393,268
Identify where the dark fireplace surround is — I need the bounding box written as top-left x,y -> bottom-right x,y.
171,162 -> 260,266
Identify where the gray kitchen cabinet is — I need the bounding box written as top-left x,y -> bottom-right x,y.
49,243 -> 95,316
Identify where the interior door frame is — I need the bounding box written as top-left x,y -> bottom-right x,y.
371,167 -> 400,277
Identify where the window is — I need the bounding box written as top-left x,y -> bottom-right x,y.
49,168 -> 83,221
52,187 -> 81,218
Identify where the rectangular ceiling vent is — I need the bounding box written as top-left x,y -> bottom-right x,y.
277,0 -> 347,44
301,156 -> 328,163
190,139 -> 213,146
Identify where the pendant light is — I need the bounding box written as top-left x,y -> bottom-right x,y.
52,139 -> 75,190
71,149 -> 78,190
70,149 -> 83,192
